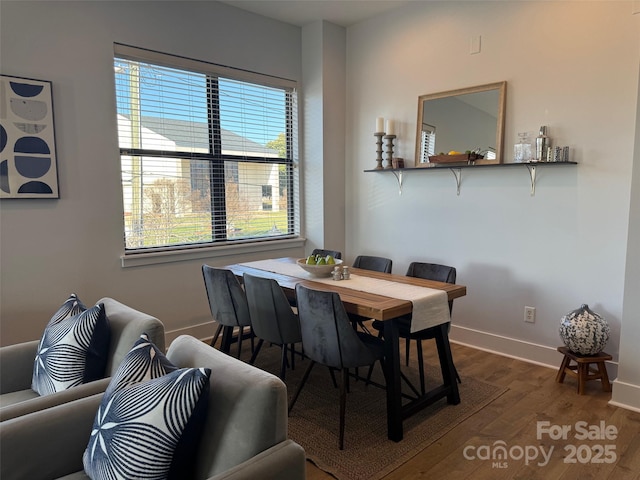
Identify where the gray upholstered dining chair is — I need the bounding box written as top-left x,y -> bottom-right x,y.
289,284 -> 387,450
352,255 -> 392,273
311,248 -> 342,260
243,273 -> 302,380
350,255 -> 393,334
202,265 -> 253,357
372,261 -> 460,394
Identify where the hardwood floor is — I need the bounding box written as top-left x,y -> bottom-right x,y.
305,342 -> 640,480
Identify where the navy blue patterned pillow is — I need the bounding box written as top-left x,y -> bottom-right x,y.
32,295 -> 110,396
105,334 -> 177,398
83,366 -> 211,480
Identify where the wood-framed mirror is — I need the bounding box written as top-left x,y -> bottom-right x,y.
415,81 -> 506,166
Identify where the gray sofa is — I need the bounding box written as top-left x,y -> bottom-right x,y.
0,335 -> 306,480
0,297 -> 165,422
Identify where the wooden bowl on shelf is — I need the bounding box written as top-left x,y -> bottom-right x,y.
428,152 -> 484,164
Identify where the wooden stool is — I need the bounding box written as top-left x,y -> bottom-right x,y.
556,346 -> 612,395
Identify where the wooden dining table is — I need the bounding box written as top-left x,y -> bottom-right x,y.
224,257 -> 467,442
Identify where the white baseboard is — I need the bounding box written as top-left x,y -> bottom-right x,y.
165,321 -> 215,345
166,321 -> 640,411
609,379 -> 640,412
170,322 -> 616,373
449,324 -> 619,378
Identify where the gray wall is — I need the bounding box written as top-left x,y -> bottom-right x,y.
0,0 -> 304,343
301,21 -> 347,257
613,59 -> 640,409
343,1 -> 639,408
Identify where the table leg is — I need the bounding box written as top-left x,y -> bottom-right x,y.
434,323 -> 460,405
383,318 -> 403,442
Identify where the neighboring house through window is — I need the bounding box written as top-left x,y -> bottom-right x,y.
114,44 -> 299,252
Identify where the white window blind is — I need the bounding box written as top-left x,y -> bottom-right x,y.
114,45 -> 299,252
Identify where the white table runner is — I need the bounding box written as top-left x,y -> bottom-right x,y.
239,259 -> 450,332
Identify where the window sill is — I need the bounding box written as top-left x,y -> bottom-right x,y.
121,237 -> 305,268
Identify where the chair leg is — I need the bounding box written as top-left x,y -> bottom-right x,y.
416,339 -> 426,395
365,359 -> 383,386
249,339 -> 264,365
219,325 -> 235,354
210,323 -> 223,348
358,320 -> 371,335
365,364 -> 375,385
290,343 -> 296,370
339,368 -> 348,450
328,367 -> 338,388
237,327 -> 244,359
280,345 -> 288,380
289,361 -> 316,412
405,336 -> 411,366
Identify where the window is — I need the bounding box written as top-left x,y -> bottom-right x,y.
261,185 -> 273,211
113,45 -> 299,253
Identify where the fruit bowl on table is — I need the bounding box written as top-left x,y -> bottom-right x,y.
296,258 -> 343,277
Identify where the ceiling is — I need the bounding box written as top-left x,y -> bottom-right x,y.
218,0 -> 410,27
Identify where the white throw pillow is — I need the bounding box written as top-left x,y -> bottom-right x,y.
83,335 -> 210,479
32,294 -> 110,395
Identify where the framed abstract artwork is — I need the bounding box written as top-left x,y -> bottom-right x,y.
0,74 -> 59,198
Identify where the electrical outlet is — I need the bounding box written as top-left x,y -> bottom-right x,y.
524,306 -> 536,323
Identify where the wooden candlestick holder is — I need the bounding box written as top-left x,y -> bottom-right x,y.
384,135 -> 396,169
374,132 -> 384,170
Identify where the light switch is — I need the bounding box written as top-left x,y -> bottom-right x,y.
470,35 -> 481,55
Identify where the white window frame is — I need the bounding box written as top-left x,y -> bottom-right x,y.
113,44 -> 301,267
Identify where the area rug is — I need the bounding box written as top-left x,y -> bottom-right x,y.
243,345 -> 508,480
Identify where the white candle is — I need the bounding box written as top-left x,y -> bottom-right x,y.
386,119 -> 395,136
376,117 -> 384,133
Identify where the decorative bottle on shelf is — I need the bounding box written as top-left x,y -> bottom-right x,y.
514,132 -> 532,163
535,126 -> 550,162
